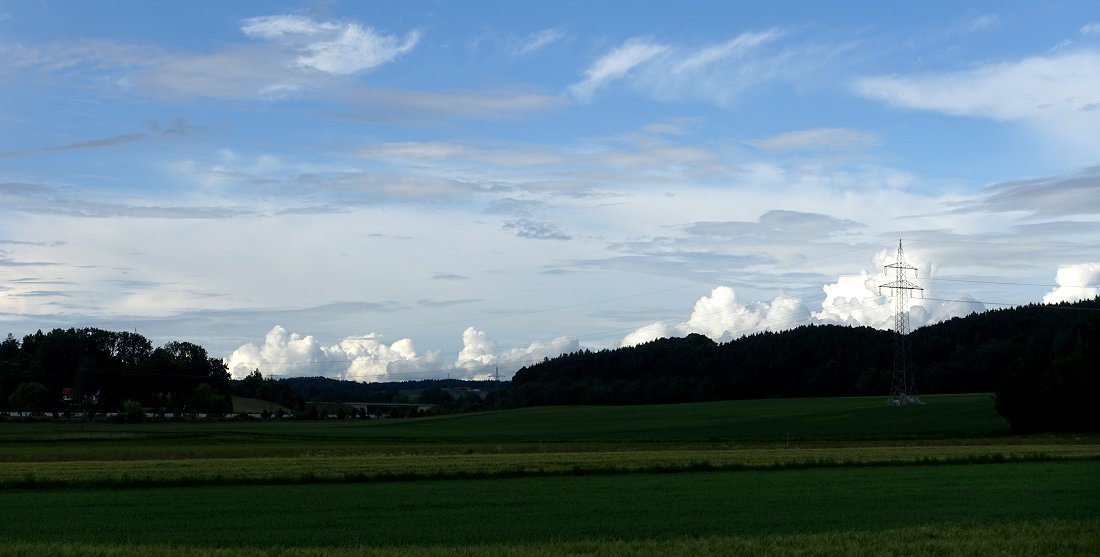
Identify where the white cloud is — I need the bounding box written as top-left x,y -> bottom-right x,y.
672,29 -> 782,74
226,325 -> 440,381
455,326 -> 579,378
813,249 -> 983,329
569,38 -> 669,102
854,50 -> 1100,154
512,28 -> 566,56
855,50 -> 1100,120
455,327 -> 495,370
1043,263 -> 1100,304
622,286 -> 810,347
226,325 -> 577,381
812,270 -> 894,329
622,246 -> 988,347
684,287 -> 808,340
241,14 -> 419,74
2,15 -> 419,100
567,29 -> 851,106
621,321 -> 677,347
1082,22 -> 1100,37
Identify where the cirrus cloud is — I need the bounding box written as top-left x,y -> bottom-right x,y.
241,14 -> 420,75
854,50 -> 1100,156
569,38 -> 669,102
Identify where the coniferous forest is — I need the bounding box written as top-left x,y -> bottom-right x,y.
509,298 -> 1100,432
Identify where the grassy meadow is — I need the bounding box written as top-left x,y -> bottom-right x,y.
1,394 -> 1098,556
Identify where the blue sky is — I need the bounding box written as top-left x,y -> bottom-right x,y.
1,1 -> 1098,381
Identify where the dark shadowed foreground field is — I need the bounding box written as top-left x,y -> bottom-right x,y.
1,394 -> 1097,556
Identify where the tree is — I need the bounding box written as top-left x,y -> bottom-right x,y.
995,318 -> 1100,433
237,369 -> 265,397
9,382 -> 47,413
417,387 -> 454,406
119,399 -> 145,423
191,383 -> 229,416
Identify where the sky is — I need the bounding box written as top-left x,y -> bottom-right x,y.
1,1 -> 1099,382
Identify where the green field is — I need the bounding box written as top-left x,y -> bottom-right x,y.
1,394 -> 1098,556
0,393 -> 1011,459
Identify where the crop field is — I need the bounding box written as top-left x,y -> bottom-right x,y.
1,394 -> 1098,556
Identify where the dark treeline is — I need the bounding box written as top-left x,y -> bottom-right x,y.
3,298 -> 1097,432
0,328 -> 230,415
511,298 -> 1100,432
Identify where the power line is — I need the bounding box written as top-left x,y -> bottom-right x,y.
923,277 -> 1098,289
907,238 -> 1091,249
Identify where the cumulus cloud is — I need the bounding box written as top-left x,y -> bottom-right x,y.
812,270 -> 894,329
455,327 -> 579,378
241,14 -> 419,74
813,247 -> 982,329
621,321 -> 678,348
623,248 -> 987,346
226,325 -> 440,381
622,286 -> 810,347
1043,263 -> 1100,304
226,325 -> 578,381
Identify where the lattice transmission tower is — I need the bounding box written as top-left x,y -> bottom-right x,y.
880,240 -> 923,406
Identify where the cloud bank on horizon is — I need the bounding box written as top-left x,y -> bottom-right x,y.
1,2 -> 1098,382
228,248 -> 1095,381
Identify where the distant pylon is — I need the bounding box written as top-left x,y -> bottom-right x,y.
880,240 -> 923,406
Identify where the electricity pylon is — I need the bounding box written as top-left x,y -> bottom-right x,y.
880,240 -> 923,406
